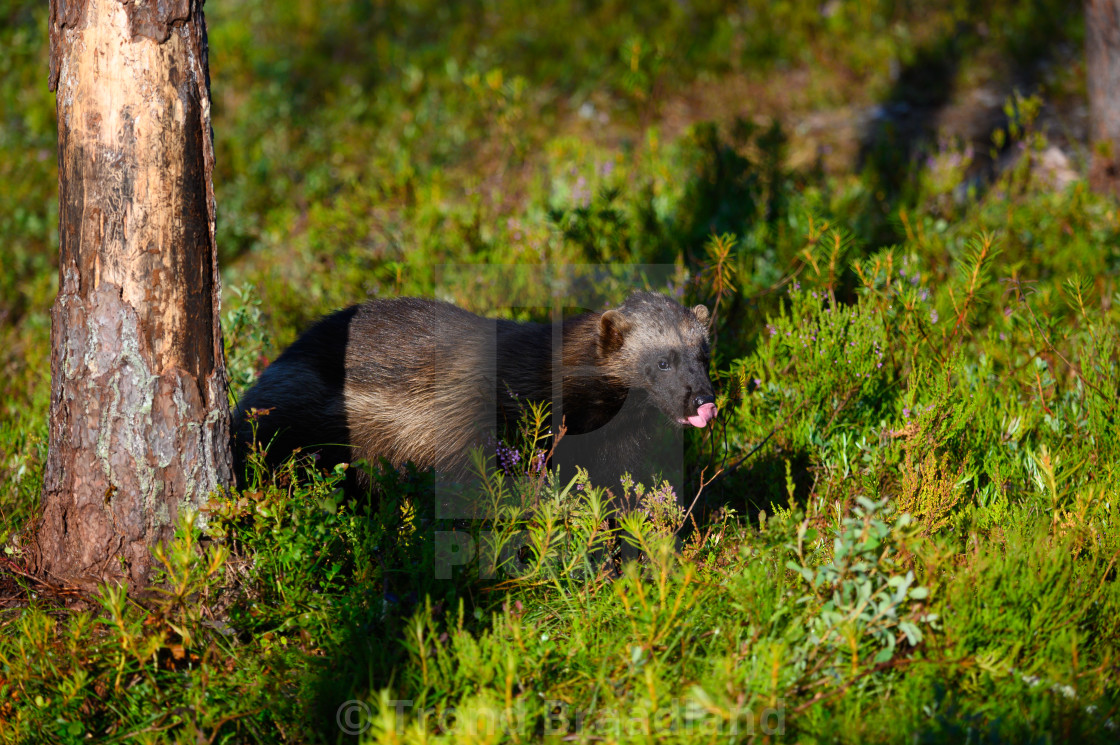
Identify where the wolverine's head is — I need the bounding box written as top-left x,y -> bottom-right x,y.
597,292 -> 717,428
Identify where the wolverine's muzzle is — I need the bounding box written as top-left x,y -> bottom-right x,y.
680,394 -> 717,428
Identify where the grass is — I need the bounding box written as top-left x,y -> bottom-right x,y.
2,0 -> 1118,742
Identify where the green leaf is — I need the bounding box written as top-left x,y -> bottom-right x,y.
899,620 -> 923,646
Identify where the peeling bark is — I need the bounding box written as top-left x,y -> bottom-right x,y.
1088,0 -> 1120,196
36,0 -> 231,590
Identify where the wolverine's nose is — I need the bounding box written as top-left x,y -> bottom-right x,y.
685,394 -> 718,428
693,394 -> 715,409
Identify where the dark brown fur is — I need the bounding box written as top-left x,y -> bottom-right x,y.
232,292 -> 715,492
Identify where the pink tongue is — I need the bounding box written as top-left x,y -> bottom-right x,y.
686,402 -> 718,428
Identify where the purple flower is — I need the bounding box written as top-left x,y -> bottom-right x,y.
573,176 -> 590,207
930,310 -> 939,323
903,407 -> 911,419
646,481 -> 676,506
496,441 -> 522,476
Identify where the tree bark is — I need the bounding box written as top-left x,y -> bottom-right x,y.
1087,0 -> 1120,196
34,0 -> 231,590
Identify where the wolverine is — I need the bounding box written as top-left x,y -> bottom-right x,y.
232,291 -> 717,494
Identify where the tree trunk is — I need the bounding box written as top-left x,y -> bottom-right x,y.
34,0 -> 231,590
1087,0 -> 1120,196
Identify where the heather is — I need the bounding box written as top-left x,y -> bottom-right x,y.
1,1 -> 1117,742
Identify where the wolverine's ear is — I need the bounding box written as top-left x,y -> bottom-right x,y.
598,309 -> 631,355
692,304 -> 710,326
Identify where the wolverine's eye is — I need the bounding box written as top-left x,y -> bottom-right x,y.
658,359 -> 670,370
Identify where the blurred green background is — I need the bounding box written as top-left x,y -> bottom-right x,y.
4,1 -> 1120,742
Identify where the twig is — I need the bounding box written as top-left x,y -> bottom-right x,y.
0,555 -> 84,601
677,466 -> 718,537
1034,367 -> 1054,416
674,426 -> 782,539
703,426 -> 781,490
1015,279 -> 1112,402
